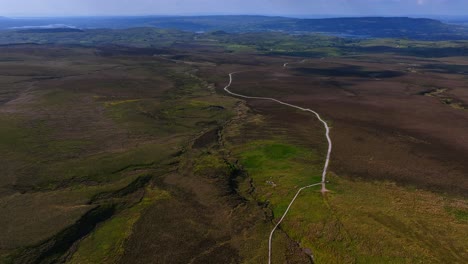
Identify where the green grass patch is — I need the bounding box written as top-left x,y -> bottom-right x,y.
235,140 -> 323,217
447,207 -> 468,222
224,44 -> 256,53
234,139 -> 329,262
453,209 -> 468,221
194,153 -> 231,177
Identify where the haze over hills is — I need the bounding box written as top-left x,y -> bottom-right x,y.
1,15 -> 468,40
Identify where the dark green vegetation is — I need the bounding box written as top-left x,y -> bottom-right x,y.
1,27 -> 468,60
2,16 -> 468,40
0,25 -> 467,263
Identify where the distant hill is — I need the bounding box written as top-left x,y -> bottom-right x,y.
145,16 -> 468,40
16,28 -> 84,33
1,15 -> 468,40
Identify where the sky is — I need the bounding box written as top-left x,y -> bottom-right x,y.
1,0 -> 467,17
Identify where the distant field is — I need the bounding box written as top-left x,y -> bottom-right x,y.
0,30 -> 467,263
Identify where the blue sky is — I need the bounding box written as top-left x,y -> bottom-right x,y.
0,0 -> 467,17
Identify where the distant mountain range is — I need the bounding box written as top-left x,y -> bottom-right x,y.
1,15 -> 468,40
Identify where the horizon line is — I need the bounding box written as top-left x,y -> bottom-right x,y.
3,13 -> 468,19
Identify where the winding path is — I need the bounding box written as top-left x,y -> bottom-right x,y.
223,71 -> 333,264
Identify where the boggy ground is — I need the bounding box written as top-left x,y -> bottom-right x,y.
0,43 -> 467,263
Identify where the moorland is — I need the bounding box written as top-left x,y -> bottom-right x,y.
0,17 -> 467,263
